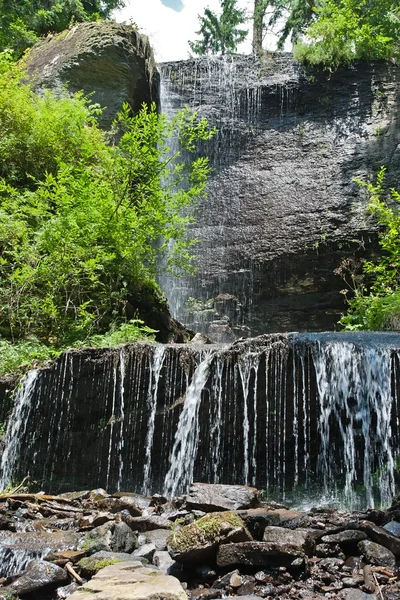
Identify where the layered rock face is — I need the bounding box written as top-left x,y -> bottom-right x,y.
25,21 -> 160,129
160,55 -> 400,339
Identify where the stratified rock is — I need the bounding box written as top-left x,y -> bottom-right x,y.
357,540 -> 396,567
67,561 -> 187,600
321,530 -> 367,545
262,526 -> 315,556
26,22 -> 159,129
2,559 -> 68,595
185,483 -> 259,512
360,521 -> 400,556
168,512 -> 249,564
216,541 -> 304,568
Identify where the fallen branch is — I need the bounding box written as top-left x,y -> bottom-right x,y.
65,562 -> 83,585
373,572 -> 384,600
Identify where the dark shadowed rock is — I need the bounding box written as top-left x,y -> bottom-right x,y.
186,483 -> 259,512
127,515 -> 173,532
26,21 -> 159,129
357,540 -> 396,567
3,559 -> 68,595
360,521 -> 400,556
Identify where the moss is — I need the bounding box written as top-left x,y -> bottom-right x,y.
168,511 -> 243,553
77,556 -> 121,576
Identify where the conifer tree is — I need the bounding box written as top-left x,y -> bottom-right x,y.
189,0 -> 248,56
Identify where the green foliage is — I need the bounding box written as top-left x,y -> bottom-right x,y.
189,0 -> 248,56
294,0 -> 400,69
0,64 -> 215,367
0,0 -> 125,56
339,168 -> 400,331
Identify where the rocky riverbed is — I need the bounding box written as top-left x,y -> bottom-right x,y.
0,483 -> 399,600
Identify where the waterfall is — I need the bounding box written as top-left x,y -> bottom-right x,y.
0,370 -> 40,490
0,333 -> 399,509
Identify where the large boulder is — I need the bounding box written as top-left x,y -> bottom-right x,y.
2,559 -> 68,596
185,483 -> 259,512
25,21 -> 159,129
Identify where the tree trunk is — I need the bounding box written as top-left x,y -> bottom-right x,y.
252,0 -> 265,54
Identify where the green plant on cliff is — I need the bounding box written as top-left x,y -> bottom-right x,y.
338,168 -> 400,331
0,58 -> 215,373
189,0 -> 248,56
294,0 -> 400,70
0,0 -> 125,56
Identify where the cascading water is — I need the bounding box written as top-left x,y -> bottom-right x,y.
1,333 -> 399,509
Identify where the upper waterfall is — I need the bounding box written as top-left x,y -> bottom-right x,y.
158,55 -> 400,341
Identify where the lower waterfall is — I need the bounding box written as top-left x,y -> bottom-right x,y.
0,332 -> 399,509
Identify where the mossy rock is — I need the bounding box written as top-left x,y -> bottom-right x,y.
77,551 -> 134,577
167,511 -> 249,564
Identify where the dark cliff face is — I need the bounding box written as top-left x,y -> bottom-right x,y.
159,55 -> 400,339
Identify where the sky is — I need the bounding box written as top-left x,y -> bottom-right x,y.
114,0 -> 256,62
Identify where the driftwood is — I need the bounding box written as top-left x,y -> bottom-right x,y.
0,493 -> 73,504
65,562 -> 83,585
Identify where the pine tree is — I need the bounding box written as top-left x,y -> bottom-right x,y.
189,0 -> 248,56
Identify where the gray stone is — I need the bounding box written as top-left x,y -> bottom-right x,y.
145,529 -> 171,550
152,551 -> 180,575
339,590 -> 377,600
67,561 -> 187,600
216,541 -> 304,568
127,515 -> 173,532
358,539 -> 396,567
262,526 -> 314,555
26,22 -> 159,130
83,521 -> 138,555
133,543 -> 156,561
3,559 -> 68,595
185,483 -> 259,512
95,497 -> 142,517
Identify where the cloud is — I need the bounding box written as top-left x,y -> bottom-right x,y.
115,0 -> 253,62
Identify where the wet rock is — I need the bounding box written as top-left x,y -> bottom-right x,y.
145,528 -> 171,550
195,565 -> 217,581
57,581 -> 79,598
168,511 -> 248,564
67,561 -> 187,600
59,491 -> 91,501
112,493 -> 151,510
383,521 -> 400,537
216,541 -> 305,568
357,540 -> 396,567
2,559 -> 68,595
44,550 -> 86,564
79,512 -> 114,529
316,543 -> 344,558
262,526 -> 315,555
185,483 -> 259,512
